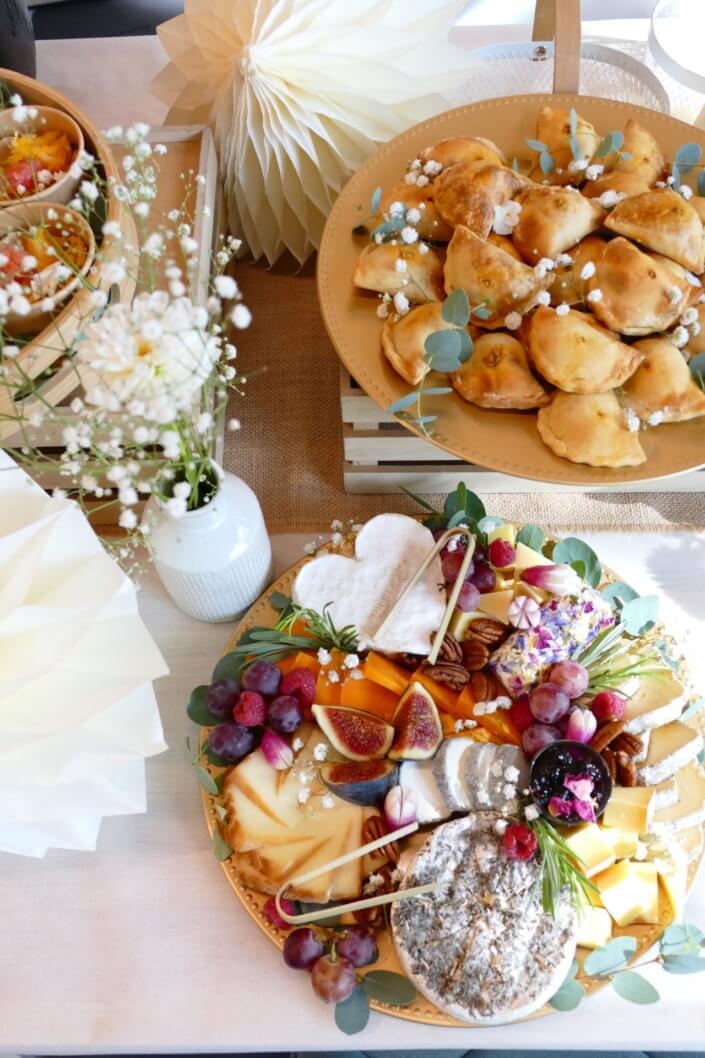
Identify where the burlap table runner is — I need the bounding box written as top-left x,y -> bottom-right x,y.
225,259 -> 705,534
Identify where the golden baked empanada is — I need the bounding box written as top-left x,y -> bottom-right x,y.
529,107 -> 601,185
381,303 -> 468,386
612,119 -> 665,184
420,136 -> 505,170
444,225 -> 549,328
433,162 -> 524,237
586,237 -> 692,335
376,184 -> 452,242
537,391 -> 646,467
512,186 -> 605,263
623,337 -> 705,422
451,332 -> 549,410
488,232 -> 523,261
650,252 -> 702,309
353,242 -> 445,302
527,305 -> 644,393
605,188 -> 705,273
582,170 -> 652,201
548,234 -> 606,305
690,197 -> 705,226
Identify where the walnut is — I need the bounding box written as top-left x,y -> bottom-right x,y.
461,639 -> 490,672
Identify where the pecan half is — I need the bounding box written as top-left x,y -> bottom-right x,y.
470,669 -> 503,702
591,719 -> 627,753
466,618 -> 509,647
362,815 -> 400,863
601,748 -> 618,782
354,861 -> 395,931
612,731 -> 644,758
439,631 -> 463,665
425,660 -> 470,690
616,752 -> 638,787
461,639 -> 490,672
392,652 -> 424,671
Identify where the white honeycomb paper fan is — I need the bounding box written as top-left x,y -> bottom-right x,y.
152,0 -> 472,265
0,452 -> 168,857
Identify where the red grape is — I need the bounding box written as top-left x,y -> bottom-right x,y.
243,660 -> 281,697
441,549 -> 473,585
591,691 -> 626,723
208,722 -> 257,762
335,926 -> 378,968
529,682 -> 571,724
549,660 -> 589,700
268,694 -> 304,734
206,679 -> 240,719
283,927 -> 324,970
311,954 -> 357,1004
467,561 -> 496,594
522,722 -> 562,757
456,581 -> 481,613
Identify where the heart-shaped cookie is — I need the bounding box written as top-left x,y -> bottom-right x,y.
292,514 -> 446,655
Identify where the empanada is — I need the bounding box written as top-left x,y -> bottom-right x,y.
605,188 -> 705,273
512,186 -> 605,263
537,391 -> 646,467
529,107 -> 601,185
527,305 -> 644,393
353,242 -> 445,302
451,332 -> 549,410
420,136 -> 505,170
488,232 -> 523,261
548,234 -> 606,305
586,237 -> 692,335
623,337 -> 705,422
612,119 -> 665,184
433,161 -> 524,237
376,184 -> 453,242
381,303 -> 469,386
444,225 -> 550,328
582,170 -> 652,201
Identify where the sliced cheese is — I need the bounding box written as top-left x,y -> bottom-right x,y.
399,759 -> 450,825
595,859 -> 660,927
599,825 -> 639,860
674,824 -> 704,864
576,905 -> 613,950
652,775 -> 679,811
477,589 -> 514,623
623,670 -> 687,735
561,824 -> 616,878
432,737 -> 471,811
644,837 -> 688,923
651,761 -> 705,834
514,541 -> 553,575
637,721 -> 704,786
603,786 -> 655,835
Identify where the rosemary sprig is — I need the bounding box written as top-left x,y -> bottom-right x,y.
225,602 -> 360,669
529,817 -> 599,918
586,652 -> 666,698
277,603 -> 359,653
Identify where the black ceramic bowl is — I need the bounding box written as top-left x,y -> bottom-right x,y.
529,740 -> 613,827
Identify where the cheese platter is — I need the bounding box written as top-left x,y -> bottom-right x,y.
188,488 -> 705,1030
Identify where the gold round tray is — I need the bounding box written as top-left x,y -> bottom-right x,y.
317,93 -> 705,486
201,545 -> 705,1027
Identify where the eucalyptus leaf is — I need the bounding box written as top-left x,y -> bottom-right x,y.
689,351 -> 705,386
472,304 -> 492,320
675,142 -> 702,173
211,651 -> 244,684
662,954 -> 705,974
549,978 -> 585,1012
457,328 -> 474,362
527,138 -> 548,152
187,685 -> 221,727
412,415 -> 437,425
444,483 -> 485,524
370,186 -> 382,213
672,163 -> 681,188
660,923 -> 705,955
335,987 -> 370,1035
620,595 -> 659,637
517,524 -> 545,551
611,130 -> 625,151
426,350 -> 462,373
269,591 -> 291,611
447,509 -> 472,528
571,559 -> 587,580
512,156 -> 519,172
361,970 -> 417,1006
569,108 -> 578,136
569,134 -> 580,161
425,328 -> 462,360
698,169 -> 705,196
539,150 -> 554,175
553,537 -> 602,588
583,935 -> 637,977
212,830 -> 233,862
477,515 -> 504,534
194,764 -> 219,795
371,221 -> 394,240
215,802 -> 228,821
595,132 -> 615,159
612,970 -> 660,1004
601,581 -> 639,609
388,390 -> 422,414
442,289 -> 470,326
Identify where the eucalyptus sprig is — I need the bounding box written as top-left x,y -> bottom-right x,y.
529,816 -> 599,918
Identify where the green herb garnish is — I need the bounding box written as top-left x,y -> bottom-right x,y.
529,817 -> 599,918
224,601 -> 359,669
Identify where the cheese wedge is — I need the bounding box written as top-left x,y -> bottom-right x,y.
513,541 -> 553,574
595,859 -> 660,926
636,721 -> 704,786
675,824 -> 704,864
576,905 -> 613,950
561,823 -> 616,877
599,825 -> 639,860
644,837 -> 688,922
652,775 -> 679,810
623,670 -> 687,735
399,759 -> 450,825
651,761 -> 705,834
432,737 -> 471,811
603,786 -> 655,835
477,589 -> 514,623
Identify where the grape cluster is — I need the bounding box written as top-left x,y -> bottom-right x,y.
280,923 -> 378,1004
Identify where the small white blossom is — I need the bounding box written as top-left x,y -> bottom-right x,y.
494,819 -> 508,836
502,783 -> 517,800
321,794 -> 335,809
504,311 -> 522,330
133,202 -> 150,218
343,653 -> 360,669
669,286 -> 684,305
416,174 -> 429,188
534,257 -> 555,279
555,252 -> 573,266
597,189 -> 625,208
492,199 -> 521,235
292,737 -> 304,752
679,184 -> 693,200
423,159 -> 442,176
580,261 -> 596,280
393,291 -> 410,316
586,288 -> 603,303
536,290 -> 552,306
119,509 -> 138,530
406,207 -> 421,224
327,670 -> 340,684
690,321 -> 701,337
568,157 -> 589,172
317,648 -> 332,666
524,804 -> 540,822
647,410 -> 664,426
214,274 -> 238,299
504,765 -> 520,783
585,163 -> 604,181
313,742 -> 328,761
404,172 -> 418,186
297,787 -> 311,805
672,325 -> 689,347
625,408 -> 640,433
400,226 -> 418,245
227,418 -> 241,431
388,200 -> 404,216
681,307 -> 698,325
684,270 -> 702,288
418,243 -> 429,255
555,302 -> 570,316
394,258 -> 408,273
230,304 -> 252,329
376,302 -> 389,319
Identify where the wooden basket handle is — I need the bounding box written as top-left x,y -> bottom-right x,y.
533,0 -> 582,95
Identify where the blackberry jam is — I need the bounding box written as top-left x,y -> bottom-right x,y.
529,740 -> 612,826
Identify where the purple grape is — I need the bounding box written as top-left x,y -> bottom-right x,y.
268,694 -> 304,734
522,722 -> 562,757
283,927 -> 324,970
549,660 -> 590,700
530,682 -> 571,724
467,561 -> 496,594
243,660 -> 281,697
206,679 -> 240,719
456,581 -> 481,613
442,549 -> 472,584
208,722 -> 257,763
336,926 -> 378,967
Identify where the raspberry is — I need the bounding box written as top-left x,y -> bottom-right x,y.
591,691 -> 626,723
280,667 -> 317,709
509,693 -> 534,733
234,690 -> 268,726
488,538 -> 516,569
503,823 -> 538,862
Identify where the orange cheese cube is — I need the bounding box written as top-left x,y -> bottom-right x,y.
362,652 -> 410,696
339,677 -> 399,721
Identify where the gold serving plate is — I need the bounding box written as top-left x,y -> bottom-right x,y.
317,94 -> 705,486
201,545 -> 704,1027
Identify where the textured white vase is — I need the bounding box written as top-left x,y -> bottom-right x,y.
147,467 -> 272,622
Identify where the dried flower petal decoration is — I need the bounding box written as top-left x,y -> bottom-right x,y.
152,0 -> 472,265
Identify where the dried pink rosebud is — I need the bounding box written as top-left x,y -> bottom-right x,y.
261,727 -> 293,770
384,784 -> 417,829
522,563 -> 581,596
564,706 -> 597,744
508,595 -> 541,629
574,797 -> 597,823
563,772 -> 595,800
548,795 -> 573,820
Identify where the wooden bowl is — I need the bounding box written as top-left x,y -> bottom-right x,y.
0,105 -> 84,207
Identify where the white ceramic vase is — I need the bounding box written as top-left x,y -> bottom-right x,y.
146,466 -> 272,622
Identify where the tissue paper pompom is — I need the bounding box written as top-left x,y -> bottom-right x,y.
152,0 -> 471,265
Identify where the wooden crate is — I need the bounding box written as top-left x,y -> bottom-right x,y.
339,365 -> 705,494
